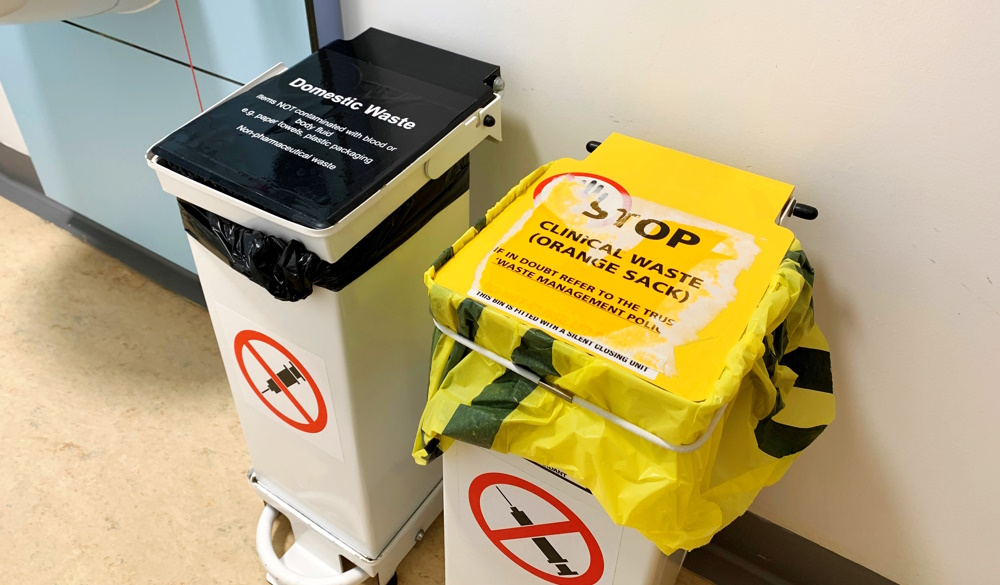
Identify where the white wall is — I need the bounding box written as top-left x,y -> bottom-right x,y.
0,81 -> 28,155
342,2 -> 1000,583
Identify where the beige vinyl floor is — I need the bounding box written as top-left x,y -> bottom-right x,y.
0,195 -> 712,585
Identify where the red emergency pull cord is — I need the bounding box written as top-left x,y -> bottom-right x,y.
174,0 -> 203,112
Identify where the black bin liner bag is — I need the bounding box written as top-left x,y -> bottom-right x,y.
179,155 -> 470,302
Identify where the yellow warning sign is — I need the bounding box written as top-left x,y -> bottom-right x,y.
436,134 -> 795,401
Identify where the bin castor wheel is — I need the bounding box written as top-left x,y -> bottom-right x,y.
383,573 -> 398,585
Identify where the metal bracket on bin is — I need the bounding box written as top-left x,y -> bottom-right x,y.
432,317 -> 726,454
423,92 -> 502,180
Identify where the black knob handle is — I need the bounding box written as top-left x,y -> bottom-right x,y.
586,140 -> 602,153
483,115 -> 496,127
791,203 -> 819,220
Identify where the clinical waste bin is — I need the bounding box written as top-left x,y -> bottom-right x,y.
414,134 -> 834,584
146,28 -> 503,585
444,441 -> 687,585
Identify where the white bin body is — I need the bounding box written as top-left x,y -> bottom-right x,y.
190,192 -> 468,561
444,441 -> 686,585
146,31 -> 503,580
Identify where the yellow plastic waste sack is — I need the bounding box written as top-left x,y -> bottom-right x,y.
413,135 -> 834,554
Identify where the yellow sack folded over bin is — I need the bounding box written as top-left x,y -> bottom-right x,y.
413,134 -> 834,554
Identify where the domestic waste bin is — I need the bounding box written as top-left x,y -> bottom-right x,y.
146,28 -> 503,585
414,133 -> 834,584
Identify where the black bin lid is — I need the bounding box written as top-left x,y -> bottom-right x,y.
150,28 -> 499,230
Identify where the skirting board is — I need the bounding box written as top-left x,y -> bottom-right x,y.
685,512 -> 897,585
0,142 -> 43,193
0,163 -> 205,308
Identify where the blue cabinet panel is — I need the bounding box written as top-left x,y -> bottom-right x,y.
0,22 -> 240,272
73,0 -> 314,84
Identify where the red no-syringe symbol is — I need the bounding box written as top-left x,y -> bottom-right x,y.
234,329 -> 327,433
469,472 -> 604,585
